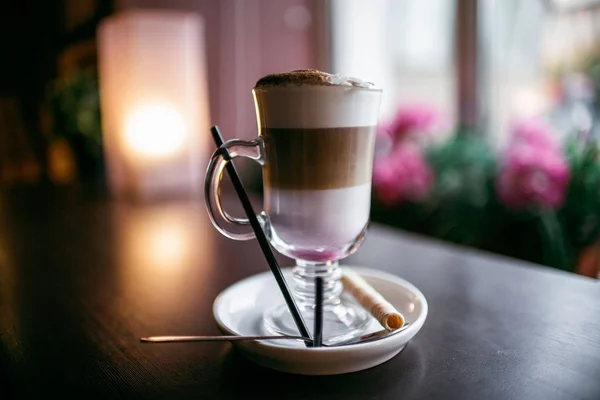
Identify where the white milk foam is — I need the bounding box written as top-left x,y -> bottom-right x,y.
253,85 -> 381,129
264,182 -> 371,250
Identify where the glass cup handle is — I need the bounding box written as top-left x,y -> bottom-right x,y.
204,138 -> 265,241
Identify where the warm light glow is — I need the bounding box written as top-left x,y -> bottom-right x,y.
114,205 -> 215,315
125,103 -> 187,158
148,224 -> 188,269
97,11 -> 210,199
120,209 -> 193,274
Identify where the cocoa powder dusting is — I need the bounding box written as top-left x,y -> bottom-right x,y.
254,69 -> 333,88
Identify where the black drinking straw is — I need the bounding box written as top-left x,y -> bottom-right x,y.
209,126 -> 312,345
314,277 -> 324,347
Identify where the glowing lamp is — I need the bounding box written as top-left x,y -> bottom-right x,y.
97,11 -> 209,200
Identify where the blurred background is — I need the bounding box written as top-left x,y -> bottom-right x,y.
1,0 -> 600,276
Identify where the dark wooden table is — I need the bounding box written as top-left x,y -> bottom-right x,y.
0,188 -> 599,399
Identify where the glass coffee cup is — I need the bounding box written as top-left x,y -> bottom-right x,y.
205,71 -> 382,344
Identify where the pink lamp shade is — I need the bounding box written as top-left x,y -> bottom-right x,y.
97,10 -> 210,201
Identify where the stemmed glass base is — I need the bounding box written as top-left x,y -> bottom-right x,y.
263,260 -> 371,345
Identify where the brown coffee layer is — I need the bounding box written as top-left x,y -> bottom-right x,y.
255,70 -> 333,88
261,127 -> 376,190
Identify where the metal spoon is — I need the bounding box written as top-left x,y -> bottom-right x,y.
141,334 -> 312,344
141,322 -> 410,347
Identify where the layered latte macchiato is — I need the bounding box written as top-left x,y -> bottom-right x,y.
253,70 -> 380,261
204,69 -> 382,342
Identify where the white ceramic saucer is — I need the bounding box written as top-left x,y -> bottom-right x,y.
212,267 -> 428,375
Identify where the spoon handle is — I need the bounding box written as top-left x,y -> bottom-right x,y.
141,322 -> 411,345
141,335 -> 311,343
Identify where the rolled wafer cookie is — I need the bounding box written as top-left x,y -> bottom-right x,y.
341,269 -> 405,331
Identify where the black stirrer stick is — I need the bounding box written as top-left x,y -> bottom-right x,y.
314,277 -> 323,347
209,126 -> 312,345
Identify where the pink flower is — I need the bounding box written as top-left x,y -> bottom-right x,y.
373,144 -> 434,205
496,121 -> 569,210
382,105 -> 444,145
510,118 -> 560,151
